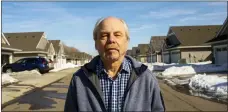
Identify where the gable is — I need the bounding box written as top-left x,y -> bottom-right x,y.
4,32 -> 44,51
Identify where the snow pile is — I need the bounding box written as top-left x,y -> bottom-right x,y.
65,63 -> 80,68
189,74 -> 227,100
189,61 -> 212,65
10,70 -> 42,76
50,63 -> 80,72
152,62 -> 227,73
2,73 -> 19,85
162,66 -> 196,77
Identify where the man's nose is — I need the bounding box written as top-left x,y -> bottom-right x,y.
107,34 -> 116,43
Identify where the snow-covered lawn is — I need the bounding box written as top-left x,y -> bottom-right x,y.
145,61 -> 228,102
2,73 -> 19,85
9,70 -> 42,76
50,63 -> 81,72
189,74 -> 227,101
2,70 -> 43,85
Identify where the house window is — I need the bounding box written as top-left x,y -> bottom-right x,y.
222,47 -> 227,51
217,48 -> 221,52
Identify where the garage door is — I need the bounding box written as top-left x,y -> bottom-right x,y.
152,55 -> 157,63
215,47 -> 227,65
171,52 -> 180,63
163,53 -> 170,63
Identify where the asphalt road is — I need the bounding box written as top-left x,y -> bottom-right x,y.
2,68 -> 227,111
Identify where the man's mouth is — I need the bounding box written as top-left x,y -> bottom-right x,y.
106,48 -> 118,51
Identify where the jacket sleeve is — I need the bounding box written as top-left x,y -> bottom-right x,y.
64,74 -> 78,112
151,79 -> 166,112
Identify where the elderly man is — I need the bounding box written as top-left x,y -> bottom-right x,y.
64,16 -> 165,112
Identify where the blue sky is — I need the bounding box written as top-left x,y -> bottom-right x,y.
2,1 -> 227,56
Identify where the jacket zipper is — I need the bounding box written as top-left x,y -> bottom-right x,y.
82,70 -> 107,112
121,75 -> 140,111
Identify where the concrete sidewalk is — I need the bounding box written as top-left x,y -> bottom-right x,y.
1,67 -> 79,108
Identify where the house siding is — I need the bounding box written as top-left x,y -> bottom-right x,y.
1,50 -> 14,64
157,54 -> 162,62
13,53 -> 45,62
37,36 -> 48,49
180,48 -> 212,63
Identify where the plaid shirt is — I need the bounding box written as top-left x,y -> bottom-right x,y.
96,58 -> 132,112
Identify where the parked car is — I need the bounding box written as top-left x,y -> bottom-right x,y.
2,57 -> 51,74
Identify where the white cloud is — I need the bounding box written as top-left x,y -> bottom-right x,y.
141,9 -> 197,19
130,24 -> 157,32
179,12 -> 227,23
207,2 -> 227,6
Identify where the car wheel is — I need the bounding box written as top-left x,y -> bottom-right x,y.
6,68 -> 12,73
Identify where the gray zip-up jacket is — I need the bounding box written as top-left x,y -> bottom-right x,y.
64,55 -> 165,112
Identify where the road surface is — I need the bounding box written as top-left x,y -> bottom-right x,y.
2,68 -> 227,111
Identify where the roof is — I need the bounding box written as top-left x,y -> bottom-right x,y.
150,36 -> 166,52
137,44 -> 149,55
126,50 -> 132,55
3,32 -> 44,51
49,40 -> 61,52
169,25 -> 221,47
207,17 -> 228,43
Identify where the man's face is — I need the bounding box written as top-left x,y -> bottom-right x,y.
95,18 -> 129,62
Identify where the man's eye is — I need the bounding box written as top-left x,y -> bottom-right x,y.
115,33 -> 122,37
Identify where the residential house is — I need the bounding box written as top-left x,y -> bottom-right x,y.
150,36 -> 166,63
49,40 -> 66,68
3,32 -> 50,62
1,33 -> 21,65
207,17 -> 228,65
163,25 -> 221,63
136,44 -> 150,63
63,44 -> 80,64
131,47 -> 138,59
73,52 -> 92,65
126,50 -> 132,57
45,41 -> 55,61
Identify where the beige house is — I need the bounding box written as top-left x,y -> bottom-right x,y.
126,50 -> 132,57
131,47 -> 138,59
150,36 -> 166,63
3,32 -> 52,62
207,17 -> 228,65
1,33 -> 21,65
45,41 -> 56,61
136,44 -> 150,63
49,40 -> 66,68
163,25 -> 221,63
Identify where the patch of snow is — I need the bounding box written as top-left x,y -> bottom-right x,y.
50,63 -> 80,72
2,73 -> 19,85
9,70 -> 42,76
162,66 -> 196,77
189,61 -> 212,65
189,74 -> 227,100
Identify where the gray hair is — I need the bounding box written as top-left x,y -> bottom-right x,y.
93,17 -> 130,40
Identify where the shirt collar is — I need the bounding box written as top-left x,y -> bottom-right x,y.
97,57 -> 130,75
